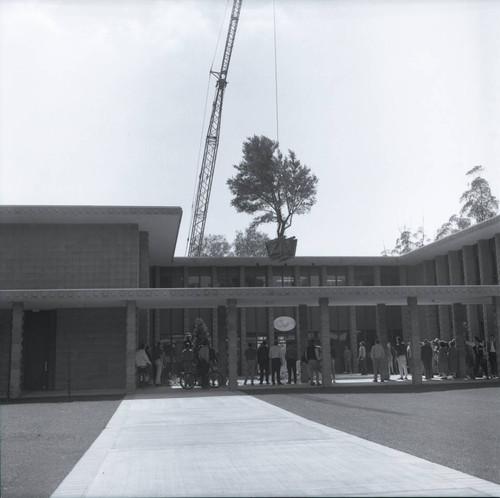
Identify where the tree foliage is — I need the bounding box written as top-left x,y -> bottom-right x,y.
233,226 -> 270,257
435,166 -> 498,240
434,214 -> 472,241
199,227 -> 270,257
199,234 -> 233,257
382,226 -> 430,256
227,135 -> 318,238
459,165 -> 499,223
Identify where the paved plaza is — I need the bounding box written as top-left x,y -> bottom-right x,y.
50,391 -> 500,497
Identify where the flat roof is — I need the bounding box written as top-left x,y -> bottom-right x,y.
0,205 -> 182,266
1,285 -> 499,310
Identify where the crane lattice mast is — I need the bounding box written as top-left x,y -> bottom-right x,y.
188,0 -> 243,257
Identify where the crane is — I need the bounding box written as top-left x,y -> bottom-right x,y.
187,0 -> 243,257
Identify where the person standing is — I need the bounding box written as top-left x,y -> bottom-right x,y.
358,341 -> 367,375
421,339 -> 433,380
370,340 -> 385,382
465,339 -> 476,380
448,340 -> 458,379
243,342 -> 257,385
487,335 -> 497,378
474,337 -> 489,379
395,336 -> 408,380
152,341 -> 164,387
437,341 -> 449,379
330,345 -> 336,383
285,341 -> 298,384
181,340 -> 194,373
305,339 -> 321,386
343,346 -> 352,373
386,342 -> 395,375
135,343 -> 152,388
269,339 -> 283,385
257,339 -> 270,385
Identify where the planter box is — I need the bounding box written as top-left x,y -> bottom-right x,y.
266,237 -> 297,261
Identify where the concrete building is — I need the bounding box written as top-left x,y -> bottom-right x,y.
1,205 -> 499,399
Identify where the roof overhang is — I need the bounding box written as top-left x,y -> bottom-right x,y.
0,205 -> 182,265
1,285 -> 499,310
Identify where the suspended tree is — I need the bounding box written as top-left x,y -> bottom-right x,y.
227,135 -> 318,239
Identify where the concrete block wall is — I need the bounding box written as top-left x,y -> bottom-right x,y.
0,224 -> 139,290
55,308 -> 126,390
0,310 -> 12,398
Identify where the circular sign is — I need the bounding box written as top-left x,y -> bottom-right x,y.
273,316 -> 296,332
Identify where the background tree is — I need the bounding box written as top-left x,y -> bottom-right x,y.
227,135 -> 318,239
382,225 -> 430,256
233,227 -> 270,256
435,166 -> 498,240
199,227 -> 271,257
459,165 -> 499,223
199,234 -> 233,257
435,214 -> 472,241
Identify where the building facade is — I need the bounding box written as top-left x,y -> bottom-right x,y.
1,205 -> 499,399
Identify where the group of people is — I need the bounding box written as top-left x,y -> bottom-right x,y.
135,339 -> 219,388
243,340 -> 295,386
135,342 -> 168,387
243,339 -> 332,386
356,334 -> 498,382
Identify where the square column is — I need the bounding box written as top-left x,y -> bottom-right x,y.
319,298 -> 332,386
452,303 -> 467,379
376,304 -> 390,380
423,261 -> 439,339
298,304 -> 309,383
478,240 -> 494,337
399,267 -> 411,342
226,299 -> 238,390
126,301 -> 137,393
9,302 -> 24,399
217,306 -> 228,380
493,297 -> 500,379
349,306 -> 358,373
462,246 -> 480,339
435,256 -> 451,340
407,297 -> 422,385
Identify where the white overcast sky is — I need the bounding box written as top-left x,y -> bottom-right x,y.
1,0 -> 499,257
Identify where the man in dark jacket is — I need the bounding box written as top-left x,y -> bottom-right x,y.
257,340 -> 270,385
421,339 -> 433,380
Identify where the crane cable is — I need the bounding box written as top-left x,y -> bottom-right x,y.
273,0 -> 280,144
185,0 -> 232,256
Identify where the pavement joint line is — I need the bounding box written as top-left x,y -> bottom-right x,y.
51,394 -> 500,497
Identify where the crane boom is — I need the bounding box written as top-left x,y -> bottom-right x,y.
188,0 -> 243,257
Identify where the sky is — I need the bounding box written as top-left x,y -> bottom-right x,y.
1,0 -> 499,257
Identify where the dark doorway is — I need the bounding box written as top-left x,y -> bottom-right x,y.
23,311 -> 56,391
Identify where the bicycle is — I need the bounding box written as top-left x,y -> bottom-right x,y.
179,365 -> 225,390
136,366 -> 149,388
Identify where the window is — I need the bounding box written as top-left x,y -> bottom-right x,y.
187,267 -> 212,288
272,266 -> 295,287
353,266 -> 374,286
380,267 -> 399,286
326,267 -> 347,286
244,267 -> 267,287
217,267 -> 240,287
299,267 -> 320,286
159,267 -> 184,288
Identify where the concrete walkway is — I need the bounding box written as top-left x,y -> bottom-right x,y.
52,393 -> 500,497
